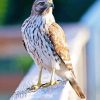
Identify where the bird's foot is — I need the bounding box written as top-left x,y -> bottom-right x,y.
27,84 -> 42,91
42,80 -> 61,88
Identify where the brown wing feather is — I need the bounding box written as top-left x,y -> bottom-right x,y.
48,23 -> 72,70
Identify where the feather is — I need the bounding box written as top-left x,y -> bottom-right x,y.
48,22 -> 72,70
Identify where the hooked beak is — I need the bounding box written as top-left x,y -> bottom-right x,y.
49,3 -> 54,8
40,2 -> 54,14
46,2 -> 54,8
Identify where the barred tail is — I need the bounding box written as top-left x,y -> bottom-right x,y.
69,78 -> 85,99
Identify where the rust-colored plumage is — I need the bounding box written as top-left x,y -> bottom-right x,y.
48,23 -> 72,70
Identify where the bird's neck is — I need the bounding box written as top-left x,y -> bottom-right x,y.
31,8 -> 55,26
43,10 -> 55,26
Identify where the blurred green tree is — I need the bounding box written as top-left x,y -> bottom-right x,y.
0,0 -> 95,24
0,0 -> 9,24
0,56 -> 33,74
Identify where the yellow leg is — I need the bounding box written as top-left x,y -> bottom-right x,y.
29,66 -> 43,91
50,67 -> 56,85
42,67 -> 59,88
37,66 -> 43,85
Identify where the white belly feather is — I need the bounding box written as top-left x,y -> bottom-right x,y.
21,14 -> 61,72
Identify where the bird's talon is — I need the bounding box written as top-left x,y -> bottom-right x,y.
27,85 -> 40,91
51,80 -> 60,85
42,80 -> 60,88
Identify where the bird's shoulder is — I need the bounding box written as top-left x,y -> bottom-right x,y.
48,22 -> 67,50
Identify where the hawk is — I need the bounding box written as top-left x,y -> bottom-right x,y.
21,0 -> 85,99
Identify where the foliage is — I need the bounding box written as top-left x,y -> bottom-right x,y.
0,56 -> 33,74
54,0 -> 95,22
0,0 -> 95,25
0,0 -> 9,24
16,55 -> 33,73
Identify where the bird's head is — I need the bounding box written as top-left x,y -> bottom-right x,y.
31,0 -> 54,15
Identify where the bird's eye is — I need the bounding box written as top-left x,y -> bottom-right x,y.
39,2 -> 45,6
